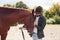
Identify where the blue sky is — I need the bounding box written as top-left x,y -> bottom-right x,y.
0,0 -> 60,9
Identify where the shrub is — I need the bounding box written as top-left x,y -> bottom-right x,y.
54,15 -> 60,24
47,18 -> 55,24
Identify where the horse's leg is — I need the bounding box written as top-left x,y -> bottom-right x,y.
1,32 -> 7,40
1,26 -> 10,40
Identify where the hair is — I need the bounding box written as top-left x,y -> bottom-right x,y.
35,6 -> 43,13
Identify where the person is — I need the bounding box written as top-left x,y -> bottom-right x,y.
32,6 -> 46,40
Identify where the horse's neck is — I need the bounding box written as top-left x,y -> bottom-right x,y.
0,7 -> 32,26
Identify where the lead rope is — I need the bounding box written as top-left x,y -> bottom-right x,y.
21,28 -> 25,40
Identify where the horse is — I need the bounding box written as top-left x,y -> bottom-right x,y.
0,7 -> 34,40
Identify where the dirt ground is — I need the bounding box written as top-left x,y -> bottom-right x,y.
6,24 -> 60,40
43,24 -> 60,40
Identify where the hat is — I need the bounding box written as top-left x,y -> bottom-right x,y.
35,6 -> 43,14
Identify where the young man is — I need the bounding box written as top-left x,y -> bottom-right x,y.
32,6 -> 46,40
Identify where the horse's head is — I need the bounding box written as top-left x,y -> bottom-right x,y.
14,8 -> 35,36
20,9 -> 35,36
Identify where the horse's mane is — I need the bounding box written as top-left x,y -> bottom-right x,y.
0,7 -> 29,15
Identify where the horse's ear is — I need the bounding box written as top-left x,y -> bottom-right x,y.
32,9 -> 34,13
32,9 -> 34,16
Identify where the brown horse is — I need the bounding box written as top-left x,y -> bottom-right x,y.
0,7 -> 34,40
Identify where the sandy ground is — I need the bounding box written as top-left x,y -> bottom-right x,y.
44,24 -> 60,40
6,24 -> 60,40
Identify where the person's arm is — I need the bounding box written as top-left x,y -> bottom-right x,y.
38,17 -> 46,31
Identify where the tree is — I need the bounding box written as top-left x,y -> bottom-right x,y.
16,1 -> 29,9
45,3 -> 60,24
48,3 -> 60,16
3,4 -> 15,8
